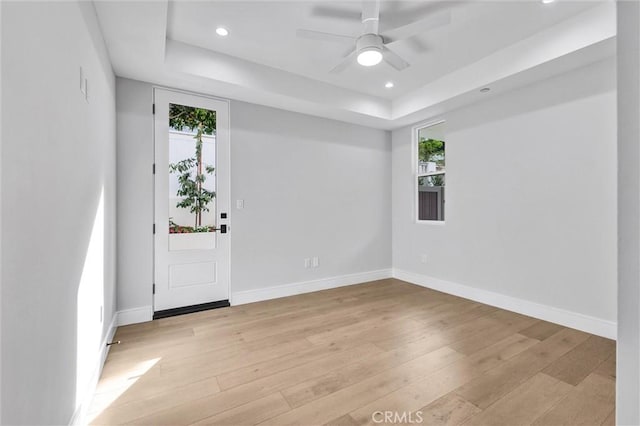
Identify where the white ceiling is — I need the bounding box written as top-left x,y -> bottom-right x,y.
167,1 -> 598,99
94,0 -> 616,130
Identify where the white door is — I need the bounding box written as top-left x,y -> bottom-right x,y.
154,89 -> 230,312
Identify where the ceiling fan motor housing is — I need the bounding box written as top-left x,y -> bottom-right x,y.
356,33 -> 384,54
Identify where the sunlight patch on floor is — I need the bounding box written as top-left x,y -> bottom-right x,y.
86,357 -> 161,423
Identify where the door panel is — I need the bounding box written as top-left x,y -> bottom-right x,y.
154,89 -> 230,311
169,261 -> 216,289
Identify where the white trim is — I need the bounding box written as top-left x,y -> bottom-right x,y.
411,118 -> 446,135
0,2 -> 4,421
231,269 -> 393,306
117,306 -> 153,326
417,171 -> 446,178
228,101 -> 233,314
68,314 -> 118,426
152,84 -> 231,105
415,221 -> 446,226
393,269 -> 617,340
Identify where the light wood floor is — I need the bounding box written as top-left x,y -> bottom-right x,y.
88,279 -> 616,425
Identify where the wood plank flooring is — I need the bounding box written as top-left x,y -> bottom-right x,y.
88,279 -> 616,425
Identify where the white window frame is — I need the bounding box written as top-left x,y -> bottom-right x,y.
413,119 -> 446,224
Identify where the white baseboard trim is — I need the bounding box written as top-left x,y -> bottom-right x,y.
393,269 -> 617,340
117,305 -> 153,326
231,269 -> 393,306
69,313 -> 118,426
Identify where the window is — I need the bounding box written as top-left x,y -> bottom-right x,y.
416,121 -> 445,222
168,103 -> 217,234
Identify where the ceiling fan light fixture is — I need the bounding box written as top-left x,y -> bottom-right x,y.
357,48 -> 383,67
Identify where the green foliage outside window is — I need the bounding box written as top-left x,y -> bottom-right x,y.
418,138 -> 445,165
418,138 -> 445,187
169,104 -> 217,229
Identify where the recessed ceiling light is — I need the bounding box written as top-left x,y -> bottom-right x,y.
357,48 -> 383,67
541,0 -> 555,4
216,27 -> 229,37
385,82 -> 394,89
480,87 -> 491,93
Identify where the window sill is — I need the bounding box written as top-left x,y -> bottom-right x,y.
415,220 -> 446,226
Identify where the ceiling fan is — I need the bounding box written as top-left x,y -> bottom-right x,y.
296,0 -> 451,73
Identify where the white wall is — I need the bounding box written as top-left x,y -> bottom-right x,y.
230,100 -> 391,294
116,78 -> 392,312
116,78 -> 154,313
392,59 -> 617,332
616,1 -> 640,423
117,78 -> 391,312
1,2 -> 116,424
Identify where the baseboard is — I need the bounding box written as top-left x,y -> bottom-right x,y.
393,269 -> 617,340
117,305 -> 153,326
231,269 -> 393,306
113,270 -> 393,322
68,314 -> 118,426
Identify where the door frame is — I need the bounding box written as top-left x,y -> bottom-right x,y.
152,86 -> 232,313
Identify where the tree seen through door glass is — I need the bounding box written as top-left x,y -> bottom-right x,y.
168,103 -> 217,233
417,122 -> 445,221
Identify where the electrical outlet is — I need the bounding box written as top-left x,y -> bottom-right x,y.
304,258 -> 311,268
420,254 -> 428,264
236,199 -> 244,209
312,257 -> 319,268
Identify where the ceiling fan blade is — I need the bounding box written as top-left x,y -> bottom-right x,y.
404,37 -> 431,54
330,49 -> 357,74
296,29 -> 356,44
382,10 -> 451,44
383,46 -> 410,71
311,5 -> 361,22
380,2 -> 455,31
